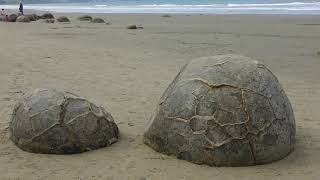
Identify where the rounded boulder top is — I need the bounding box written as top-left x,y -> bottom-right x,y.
25,14 -> 38,21
41,12 -> 54,19
16,15 -> 30,23
78,15 -> 93,21
144,54 -> 295,166
10,88 -> 119,154
57,16 -> 70,23
92,18 -> 105,23
126,24 -> 137,29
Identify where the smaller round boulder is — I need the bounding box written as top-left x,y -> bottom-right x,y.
10,88 -> 119,154
78,15 -> 92,21
16,15 -> 30,23
57,16 -> 70,22
92,18 -> 105,23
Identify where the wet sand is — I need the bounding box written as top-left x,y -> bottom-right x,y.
0,12 -> 320,179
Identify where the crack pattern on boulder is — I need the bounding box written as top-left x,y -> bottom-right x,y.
144,54 -> 295,166
9,89 -> 119,154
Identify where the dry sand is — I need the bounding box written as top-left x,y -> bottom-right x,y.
0,12 -> 320,180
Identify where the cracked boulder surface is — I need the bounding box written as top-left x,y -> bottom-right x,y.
9,88 -> 119,154
143,54 -> 295,166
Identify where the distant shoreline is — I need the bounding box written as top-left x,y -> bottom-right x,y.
1,2 -> 320,14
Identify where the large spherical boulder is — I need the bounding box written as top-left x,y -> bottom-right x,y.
144,54 -> 295,166
57,16 -> 70,22
78,15 -> 92,21
16,15 -> 30,23
10,89 -> 119,154
92,18 -> 105,23
41,12 -> 54,19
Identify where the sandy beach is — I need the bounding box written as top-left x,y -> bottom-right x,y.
0,12 -> 320,179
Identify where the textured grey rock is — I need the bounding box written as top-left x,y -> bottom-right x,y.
92,18 -> 105,23
57,16 -> 70,22
41,13 -> 54,19
10,89 -> 119,154
42,19 -> 54,23
144,54 -> 295,166
126,24 -> 137,29
16,15 -> 30,23
78,15 -> 92,21
161,14 -> 171,17
25,14 -> 38,21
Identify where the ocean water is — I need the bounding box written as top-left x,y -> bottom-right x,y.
2,0 -> 320,14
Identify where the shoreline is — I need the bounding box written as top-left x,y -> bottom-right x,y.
4,9 -> 320,17
2,2 -> 320,15
0,13 -> 319,179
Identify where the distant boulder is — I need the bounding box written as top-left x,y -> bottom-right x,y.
126,24 -> 137,29
161,14 -> 171,17
126,24 -> 143,30
33,14 -> 40,20
0,16 -> 5,22
39,19 -> 54,23
57,16 -> 70,22
16,15 -> 30,23
92,18 -> 105,23
78,15 -> 92,21
25,14 -> 38,21
44,19 -> 55,23
41,13 -> 54,19
8,14 -> 18,22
